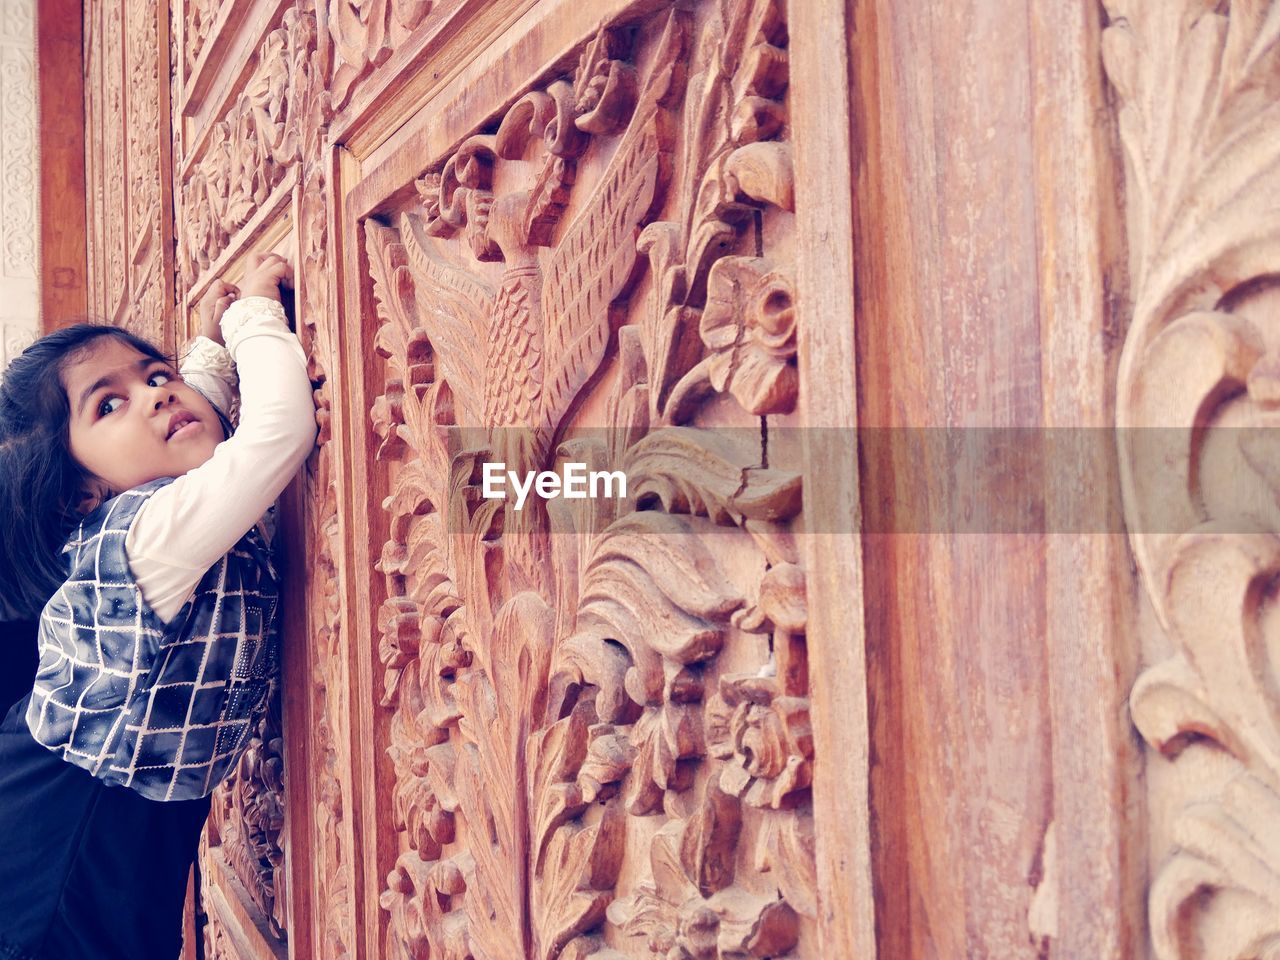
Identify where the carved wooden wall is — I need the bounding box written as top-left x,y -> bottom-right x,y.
65,0 -> 1280,957
82,0 -> 175,347
160,0 -> 849,956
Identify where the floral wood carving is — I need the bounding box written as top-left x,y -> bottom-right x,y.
182,0 -> 218,76
104,0 -> 126,317
125,0 -> 164,331
637,0 -> 794,424
209,698 -> 289,940
179,8 -> 319,289
328,0 -> 434,111
366,2 -> 812,957
1105,2 -> 1280,958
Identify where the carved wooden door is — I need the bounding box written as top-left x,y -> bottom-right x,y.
160,0 -> 858,957
67,0 -> 1280,957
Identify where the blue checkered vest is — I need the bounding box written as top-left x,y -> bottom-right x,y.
25,477 -> 280,801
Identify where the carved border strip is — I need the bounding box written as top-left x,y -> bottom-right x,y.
1106,3 -> 1280,958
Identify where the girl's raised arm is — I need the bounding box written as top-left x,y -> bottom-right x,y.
125,293 -> 316,622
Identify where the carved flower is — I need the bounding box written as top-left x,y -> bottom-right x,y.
706,673 -> 812,810
700,256 -> 798,415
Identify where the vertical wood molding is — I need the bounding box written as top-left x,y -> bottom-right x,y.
851,1 -> 1074,956
792,1 -> 876,958
38,0 -> 85,331
277,467 -> 316,960
1028,2 -> 1144,957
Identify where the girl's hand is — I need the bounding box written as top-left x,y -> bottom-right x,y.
197,280 -> 238,347
238,251 -> 293,302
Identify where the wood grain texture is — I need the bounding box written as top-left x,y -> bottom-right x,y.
791,0 -> 874,957
1028,2 -> 1144,957
36,0 -> 87,332
852,1 -> 1062,957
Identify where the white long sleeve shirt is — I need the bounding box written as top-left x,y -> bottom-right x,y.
125,296 -> 316,623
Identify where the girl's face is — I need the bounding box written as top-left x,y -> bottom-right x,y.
62,337 -> 222,502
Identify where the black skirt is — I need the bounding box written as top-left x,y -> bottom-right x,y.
0,694 -> 210,960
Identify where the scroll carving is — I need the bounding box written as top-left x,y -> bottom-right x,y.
328,0 -> 434,111
1105,2 -> 1280,957
366,2 -> 811,957
179,9 -> 318,289
183,0 -> 218,77
217,704 -> 289,936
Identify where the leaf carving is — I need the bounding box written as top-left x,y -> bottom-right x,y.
537,12 -> 689,445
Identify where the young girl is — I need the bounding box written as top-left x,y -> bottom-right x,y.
0,251 -> 316,960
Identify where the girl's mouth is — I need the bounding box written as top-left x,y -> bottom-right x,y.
168,421 -> 202,440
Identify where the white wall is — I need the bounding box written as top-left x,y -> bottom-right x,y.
0,0 -> 37,367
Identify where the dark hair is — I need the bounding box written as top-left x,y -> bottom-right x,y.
0,323 -> 173,620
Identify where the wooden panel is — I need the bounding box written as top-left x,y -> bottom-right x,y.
849,0 -> 1144,957
853,4 -> 1053,953
790,2 -> 874,955
334,4 -> 830,958
170,0 -> 345,954
81,0 -> 173,345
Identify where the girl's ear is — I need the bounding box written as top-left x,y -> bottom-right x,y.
76,477 -> 110,514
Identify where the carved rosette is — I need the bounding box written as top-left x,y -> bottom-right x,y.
366,2 -> 811,957
1104,3 -> 1280,958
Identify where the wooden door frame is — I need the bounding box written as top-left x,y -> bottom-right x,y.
36,0 -> 88,332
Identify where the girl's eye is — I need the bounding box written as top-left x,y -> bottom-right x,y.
94,369 -> 175,417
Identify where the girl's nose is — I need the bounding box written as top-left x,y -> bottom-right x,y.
152,392 -> 176,410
